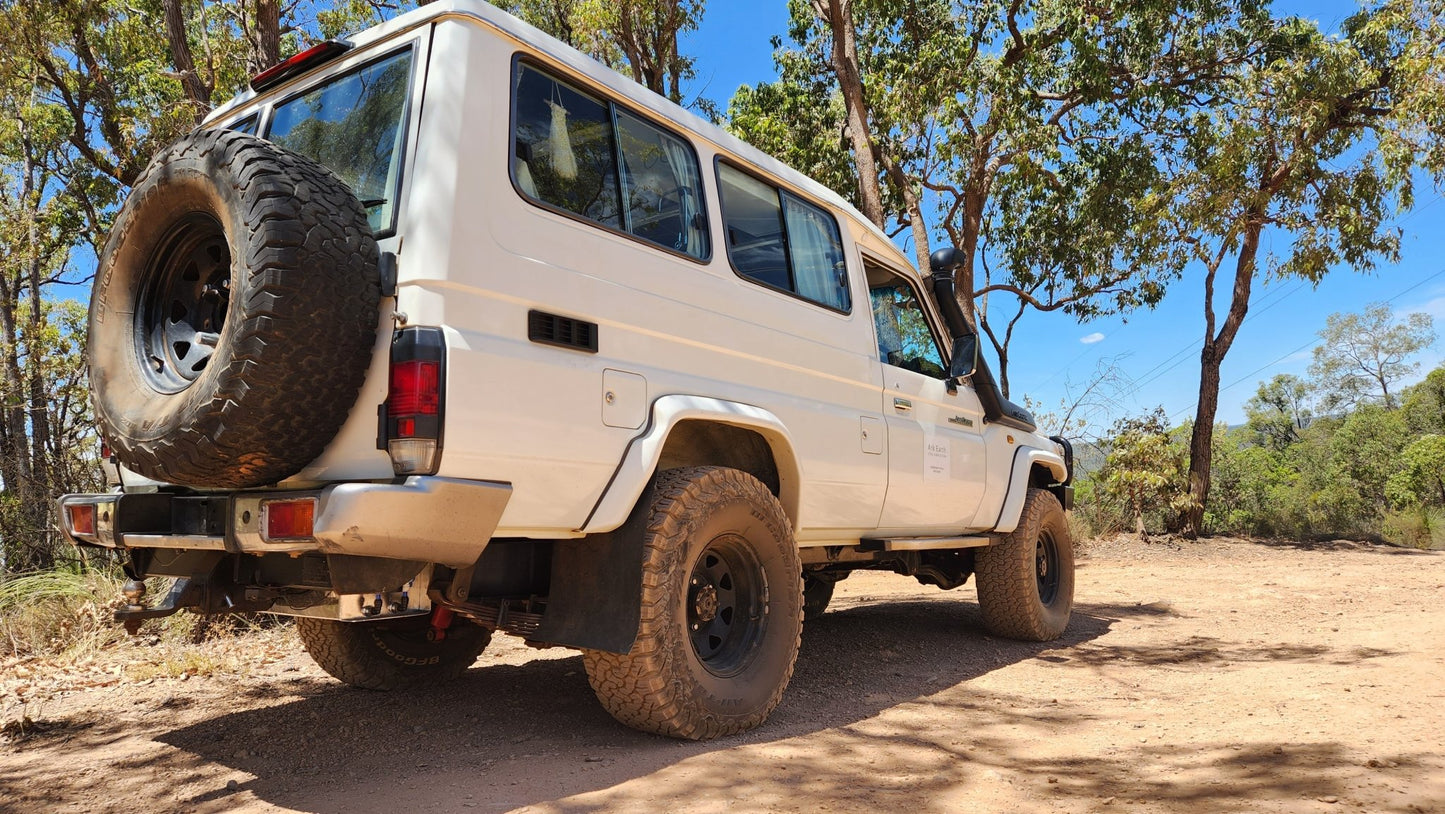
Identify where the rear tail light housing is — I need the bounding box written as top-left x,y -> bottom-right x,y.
262,498 -> 317,541
383,327 -> 445,474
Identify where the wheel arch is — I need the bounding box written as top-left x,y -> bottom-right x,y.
579,395 -> 802,534
990,445 -> 1069,534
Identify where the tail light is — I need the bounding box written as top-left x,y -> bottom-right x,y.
67,504 -> 97,536
263,498 -> 316,541
383,327 -> 445,474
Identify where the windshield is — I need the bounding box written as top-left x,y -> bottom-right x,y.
267,48 -> 413,233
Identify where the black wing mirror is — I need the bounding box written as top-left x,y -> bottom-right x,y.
949,334 -> 978,380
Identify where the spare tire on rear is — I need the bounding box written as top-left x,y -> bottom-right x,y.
89,129 -> 382,488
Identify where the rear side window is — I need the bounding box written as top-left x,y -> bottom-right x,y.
267,49 -> 414,234
512,63 -> 709,260
718,163 -> 850,312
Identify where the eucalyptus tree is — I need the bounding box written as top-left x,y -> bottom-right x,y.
1170,1 -> 1445,536
732,0 -> 1270,395
495,0 -> 704,103
1308,303 -> 1436,412
1244,373 -> 1313,451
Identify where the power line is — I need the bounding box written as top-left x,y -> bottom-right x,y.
1169,265 -> 1445,420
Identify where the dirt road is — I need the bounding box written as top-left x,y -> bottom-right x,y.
2,536 -> 1442,813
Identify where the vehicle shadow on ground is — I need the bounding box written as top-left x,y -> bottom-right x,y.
3,595 -> 1418,813
128,596 -> 1112,812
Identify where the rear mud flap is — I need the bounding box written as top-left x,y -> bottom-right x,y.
532,481 -> 653,653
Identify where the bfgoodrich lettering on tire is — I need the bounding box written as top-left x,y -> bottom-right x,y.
974,488 -> 1074,641
89,129 -> 381,488
582,466 -> 803,740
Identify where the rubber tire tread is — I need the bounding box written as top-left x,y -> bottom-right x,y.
89,129 -> 380,488
295,616 -> 490,691
582,467 -> 803,740
974,488 -> 1074,641
802,575 -> 834,621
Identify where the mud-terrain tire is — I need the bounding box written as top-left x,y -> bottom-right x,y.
974,488 -> 1074,641
583,467 -> 803,740
89,129 -> 381,488
803,574 -> 835,620
296,616 -> 490,690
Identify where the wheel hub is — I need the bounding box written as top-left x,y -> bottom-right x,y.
692,582 -> 719,623
1036,531 -> 1060,605
136,215 -> 232,394
685,535 -> 768,676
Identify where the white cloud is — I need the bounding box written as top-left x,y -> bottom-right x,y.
1395,293 -> 1445,323
1080,332 -> 1105,345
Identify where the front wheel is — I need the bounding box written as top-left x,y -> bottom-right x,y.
583,467 -> 802,740
296,615 -> 490,690
974,488 -> 1074,641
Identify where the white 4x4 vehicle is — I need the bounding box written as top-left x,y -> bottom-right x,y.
61,1 -> 1074,740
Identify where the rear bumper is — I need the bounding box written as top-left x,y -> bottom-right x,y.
57,476 -> 511,568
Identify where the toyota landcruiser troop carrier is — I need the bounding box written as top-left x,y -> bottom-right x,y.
60,0 -> 1075,739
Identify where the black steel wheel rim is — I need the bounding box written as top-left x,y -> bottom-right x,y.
136,214 -> 232,394
686,534 -> 768,677
1036,529 -> 1061,606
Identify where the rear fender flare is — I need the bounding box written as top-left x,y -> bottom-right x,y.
579,395 -> 801,534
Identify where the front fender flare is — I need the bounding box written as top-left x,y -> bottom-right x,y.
991,445 -> 1069,534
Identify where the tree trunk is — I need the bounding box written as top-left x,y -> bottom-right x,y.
162,0 -> 211,120
1184,223 -> 1261,537
814,0 -> 886,229
253,0 -> 282,73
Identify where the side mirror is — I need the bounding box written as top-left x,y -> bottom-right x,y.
949,334 -> 978,380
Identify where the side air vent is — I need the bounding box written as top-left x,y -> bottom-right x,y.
528,310 -> 598,353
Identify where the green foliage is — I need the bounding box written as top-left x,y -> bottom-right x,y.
493,0 -> 704,103
1385,435 -> 1445,508
1309,303 -> 1436,411
1244,374 -> 1313,451
1092,408 -> 1191,534
1329,404 -> 1409,513
726,47 -> 858,207
1400,367 -> 1445,434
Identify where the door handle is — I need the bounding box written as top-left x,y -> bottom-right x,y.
893,397 -> 913,413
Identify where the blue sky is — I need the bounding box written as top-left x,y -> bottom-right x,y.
680,1 -> 1445,436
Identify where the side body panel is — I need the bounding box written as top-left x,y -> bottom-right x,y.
401,20 -> 889,540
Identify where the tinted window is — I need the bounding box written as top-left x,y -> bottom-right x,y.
617,112 -> 709,257
717,165 -> 788,289
230,115 -> 258,135
719,163 -> 850,312
268,50 -> 413,233
513,65 -> 621,229
512,64 -> 708,259
870,275 -> 946,377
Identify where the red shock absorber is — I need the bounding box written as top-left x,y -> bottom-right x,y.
428,605 -> 454,642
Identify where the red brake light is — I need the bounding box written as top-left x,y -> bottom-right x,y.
250,41 -> 352,92
68,504 -> 97,536
265,499 -> 316,540
388,360 -> 440,416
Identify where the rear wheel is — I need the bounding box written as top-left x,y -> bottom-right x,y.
974,488 -> 1074,641
802,574 -> 836,620
296,615 -> 490,690
583,467 -> 802,739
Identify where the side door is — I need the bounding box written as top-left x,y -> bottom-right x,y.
866,260 -> 988,533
